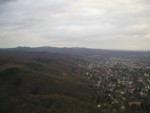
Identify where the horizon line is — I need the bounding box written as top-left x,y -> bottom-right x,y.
0,46 -> 150,52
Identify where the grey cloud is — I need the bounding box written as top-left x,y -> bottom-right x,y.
0,0 -> 17,4
0,0 -> 150,50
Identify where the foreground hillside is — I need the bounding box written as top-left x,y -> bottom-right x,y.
0,51 -> 99,113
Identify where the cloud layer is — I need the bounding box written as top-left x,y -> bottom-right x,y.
0,0 -> 150,50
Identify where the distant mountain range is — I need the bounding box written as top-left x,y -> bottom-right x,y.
0,46 -> 150,56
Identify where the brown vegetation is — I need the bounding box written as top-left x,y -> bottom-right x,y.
0,51 -> 99,113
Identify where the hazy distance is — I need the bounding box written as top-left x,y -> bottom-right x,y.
0,0 -> 150,50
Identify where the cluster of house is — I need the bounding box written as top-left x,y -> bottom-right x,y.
76,55 -> 150,112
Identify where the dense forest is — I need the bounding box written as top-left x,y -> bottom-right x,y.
0,51 -> 99,113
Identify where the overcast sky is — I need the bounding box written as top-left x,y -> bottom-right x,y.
0,0 -> 150,50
